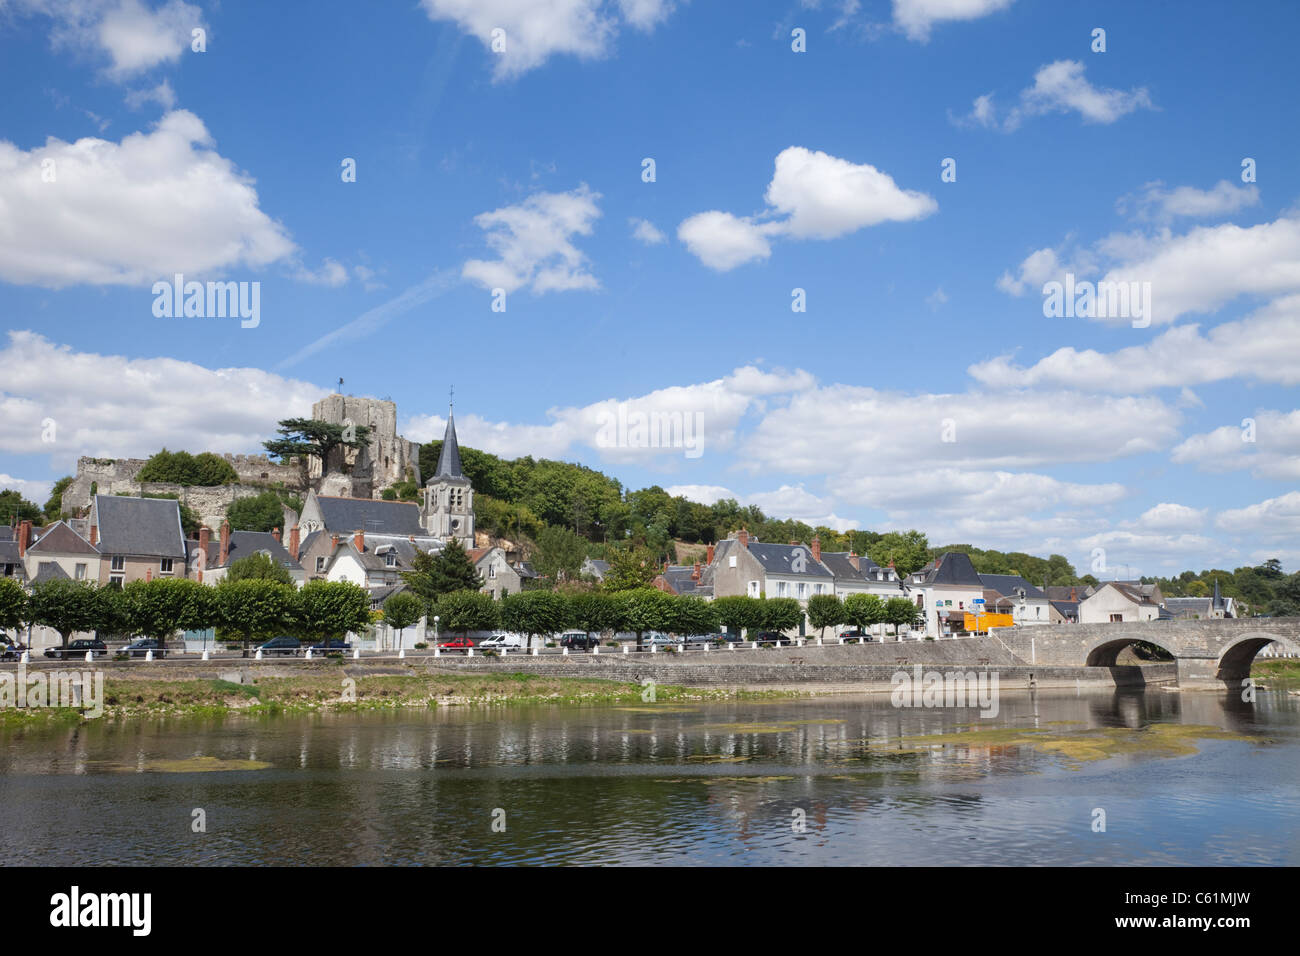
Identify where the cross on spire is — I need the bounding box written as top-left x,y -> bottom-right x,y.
449,384 -> 454,412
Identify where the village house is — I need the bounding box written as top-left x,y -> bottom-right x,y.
192,522 -> 306,586
907,552 -> 986,637
89,495 -> 188,587
1078,581 -> 1166,623
701,530 -> 835,636
977,573 -> 1053,626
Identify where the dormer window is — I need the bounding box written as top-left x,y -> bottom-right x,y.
385,552 -> 397,567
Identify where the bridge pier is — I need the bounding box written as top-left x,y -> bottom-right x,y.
1174,656 -> 1222,688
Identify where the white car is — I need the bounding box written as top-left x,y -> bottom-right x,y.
479,631 -> 524,649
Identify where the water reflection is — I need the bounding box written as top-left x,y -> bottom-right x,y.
1,689 -> 1297,865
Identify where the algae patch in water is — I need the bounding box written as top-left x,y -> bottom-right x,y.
698,719 -> 845,734
900,722 -> 1259,766
684,753 -> 751,763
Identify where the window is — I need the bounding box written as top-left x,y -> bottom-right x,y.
729,556 -> 737,568
111,556 -> 124,571
488,563 -> 495,578
747,580 -> 760,597
796,583 -> 807,599
316,557 -> 326,573
385,552 -> 396,567
1110,613 -> 1123,623
777,581 -> 787,597
75,563 -> 86,580
160,558 -> 173,575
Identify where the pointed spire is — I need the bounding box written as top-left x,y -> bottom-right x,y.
434,405 -> 463,479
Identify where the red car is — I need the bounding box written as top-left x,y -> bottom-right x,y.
437,638 -> 476,649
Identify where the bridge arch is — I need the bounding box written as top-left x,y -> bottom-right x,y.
1217,631 -> 1300,682
1084,634 -> 1177,668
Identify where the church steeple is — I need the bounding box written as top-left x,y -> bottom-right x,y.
434,407 -> 463,479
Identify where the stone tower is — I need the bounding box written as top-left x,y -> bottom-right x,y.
311,394 -> 420,498
422,409 -> 474,547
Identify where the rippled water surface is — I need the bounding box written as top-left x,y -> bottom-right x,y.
2,689 -> 1297,865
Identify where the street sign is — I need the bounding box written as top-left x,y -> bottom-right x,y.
973,598 -> 986,605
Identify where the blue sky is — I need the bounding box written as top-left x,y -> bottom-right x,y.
1,0 -> 1298,578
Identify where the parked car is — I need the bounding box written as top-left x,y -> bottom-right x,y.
479,632 -> 524,650
0,638 -> 27,661
683,633 -> 724,644
45,638 -> 108,660
122,638 -> 169,658
258,636 -> 302,657
753,631 -> 796,647
840,629 -> 874,643
716,632 -> 745,644
641,632 -> 678,647
437,637 -> 475,649
559,630 -> 600,650
309,639 -> 351,653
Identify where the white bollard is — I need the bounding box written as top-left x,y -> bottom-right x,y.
532,646 -> 539,657
703,642 -> 709,653
201,649 -> 210,661
434,646 -> 440,658
353,648 -> 360,660
651,644 -> 657,654
728,641 -> 734,651
563,647 -> 569,656
592,645 -> 598,655
255,649 -> 263,660
305,648 -> 313,660
466,648 -> 473,657
501,648 -> 508,657
622,645 -> 629,655
85,651 -> 93,662
398,648 -> 405,659
145,649 -> 154,662
20,650 -> 29,663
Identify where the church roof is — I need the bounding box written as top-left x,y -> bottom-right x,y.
433,412 -> 464,480
314,496 -> 424,536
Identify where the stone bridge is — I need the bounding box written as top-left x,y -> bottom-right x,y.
990,618 -> 1300,687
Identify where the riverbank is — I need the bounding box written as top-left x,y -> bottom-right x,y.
0,669 -> 796,724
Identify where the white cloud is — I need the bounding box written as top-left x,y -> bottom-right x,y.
15,0 -> 205,79
1118,180 -> 1259,223
678,147 -> 936,271
418,0 -> 674,80
957,60 -> 1153,131
0,331 -> 323,466
1216,491 -> 1300,536
892,0 -> 1013,42
969,293 -> 1300,391
0,474 -> 54,506
292,258 -> 349,287
0,110 -> 296,288
1130,502 -> 1206,532
629,217 -> 666,245
1172,409 -> 1300,481
462,184 -> 602,294
665,484 -> 736,506
677,211 -> 772,271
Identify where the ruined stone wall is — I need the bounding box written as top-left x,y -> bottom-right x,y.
311,394 -> 420,498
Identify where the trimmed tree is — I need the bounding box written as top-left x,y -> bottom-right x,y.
434,589 -> 499,641
216,579 -> 296,656
28,579 -> 101,649
227,551 -> 294,585
884,596 -> 922,639
383,591 -> 424,650
712,595 -> 765,642
567,591 -> 619,639
666,595 -> 719,637
609,587 -> 675,650
843,593 -> 886,637
806,593 -> 845,640
122,578 -> 205,645
0,578 -> 28,635
294,580 -> 371,646
500,590 -> 570,651
761,597 -> 802,635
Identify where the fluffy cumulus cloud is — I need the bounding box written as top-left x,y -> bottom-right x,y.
678,147 -> 936,271
993,214 -> 1300,327
1129,502 -> 1207,532
0,331 -> 323,466
1216,491 -> 1300,537
628,217 -> 666,245
419,0 -> 674,80
11,0 -> 205,79
462,184 -> 602,294
957,60 -> 1153,131
1172,409 -> 1300,481
971,293 -> 1300,391
892,0 -> 1013,42
0,110 -> 297,287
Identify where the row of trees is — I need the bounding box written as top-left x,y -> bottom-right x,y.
0,576 -> 370,654
806,593 -> 924,639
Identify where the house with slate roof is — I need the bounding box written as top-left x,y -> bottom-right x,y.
0,526 -> 28,583
702,530 -> 836,635
90,495 -> 189,586
908,551 -> 986,637
192,523 -> 305,585
818,550 -> 908,601
977,573 -> 1052,626
1078,581 -> 1164,623
653,562 -> 714,599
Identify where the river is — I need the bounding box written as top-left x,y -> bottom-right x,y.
1,688 -> 1297,865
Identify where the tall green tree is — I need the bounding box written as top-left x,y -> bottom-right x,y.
122,578 -> 206,643
0,489 -> 42,525
264,418 -> 371,467
761,597 -> 803,634
843,593 -> 886,633
665,595 -> 719,636
0,578 -> 28,634
43,476 -> 73,520
532,524 -> 587,581
609,588 -> 675,650
401,540 -> 484,605
712,595 -> 765,640
227,551 -> 294,585
226,491 -> 290,533
868,530 -> 930,577
601,546 -> 659,591
137,449 -> 239,485
884,597 -> 922,638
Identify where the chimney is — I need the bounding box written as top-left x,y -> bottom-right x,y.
331,533 -> 340,550
692,561 -> 701,582
145,568 -> 153,582
18,519 -> 31,558
219,520 -> 230,567
811,536 -> 821,563
271,526 -> 281,543
790,539 -> 798,546
737,528 -> 749,549
1070,586 -> 1077,601
89,524 -> 97,547
848,550 -> 860,571
288,525 -> 300,562
199,526 -> 210,556
353,529 -> 364,552
706,544 -> 715,565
